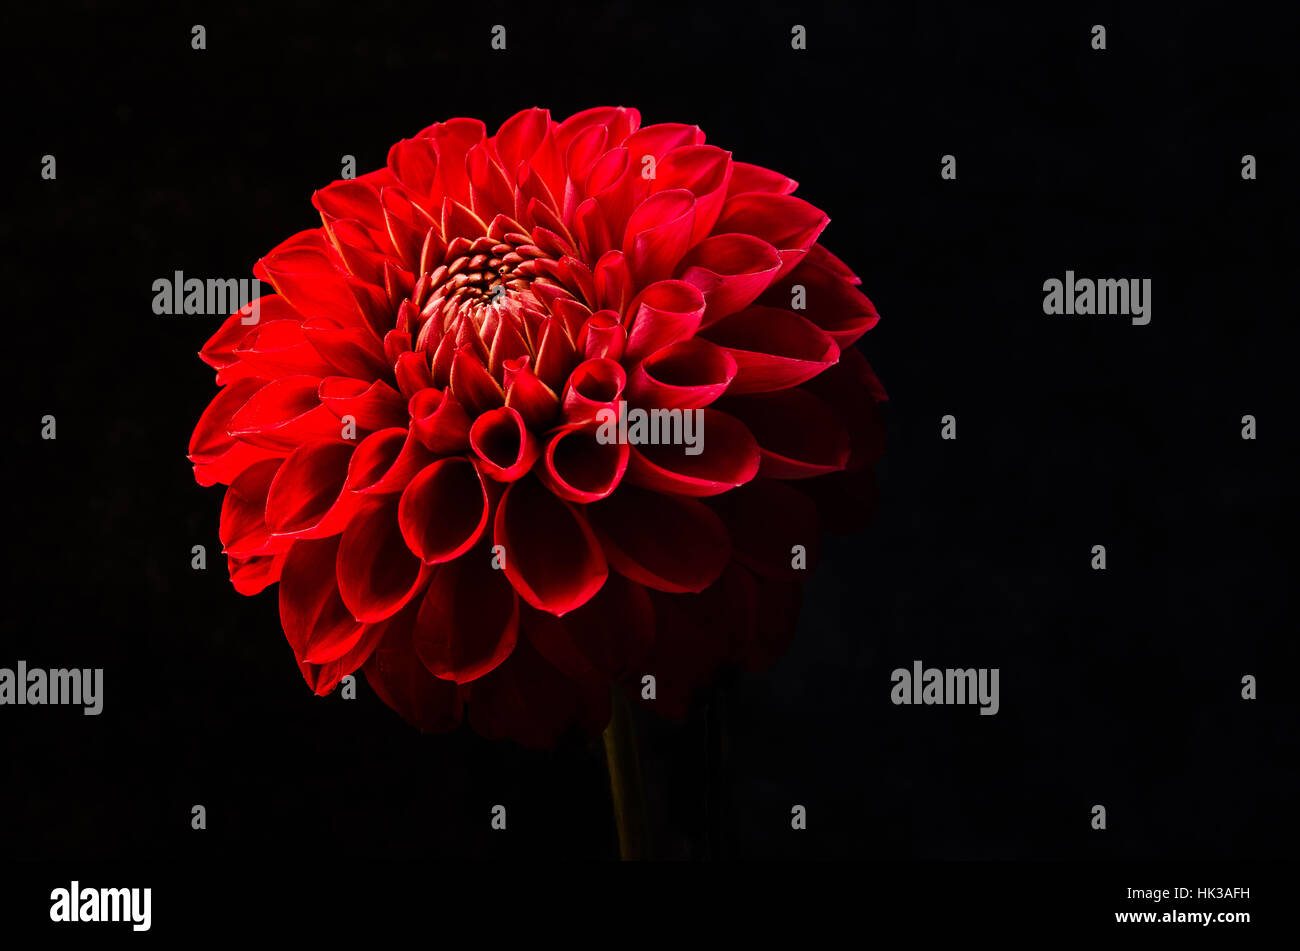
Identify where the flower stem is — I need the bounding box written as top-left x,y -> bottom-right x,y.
603,688 -> 649,861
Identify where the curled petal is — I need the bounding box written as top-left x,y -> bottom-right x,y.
503,356 -> 561,430
622,189 -> 696,285
625,408 -> 760,497
625,338 -> 737,409
679,233 -> 783,327
450,347 -> 506,416
700,305 -> 839,394
336,499 -> 430,622
713,192 -> 828,279
623,279 -> 706,364
347,426 -> 435,495
265,440 -> 363,538
495,476 -> 608,615
562,357 -> 626,423
228,374 -> 345,451
577,310 -> 626,362
318,377 -> 408,432
408,387 -> 472,454
650,145 -> 732,243
469,406 -> 540,482
536,423 -> 629,503
398,457 -> 490,563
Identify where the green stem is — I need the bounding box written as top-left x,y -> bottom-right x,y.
603,688 -> 649,861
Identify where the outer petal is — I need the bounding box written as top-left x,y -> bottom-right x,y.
522,572 -> 654,683
363,601 -> 466,733
467,636 -> 611,749
587,486 -> 731,593
411,550 -> 520,684
708,479 -> 821,580
701,305 -> 839,394
625,408 -> 760,497
758,243 -> 881,346
265,440 -> 363,539
716,389 -> 851,479
279,537 -> 367,674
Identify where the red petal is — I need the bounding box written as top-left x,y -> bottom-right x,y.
536,423 -> 629,503
279,536 -> 367,672
363,601 -> 466,733
398,457 -> 490,563
577,310 -> 626,362
219,458 -> 287,557
412,551 -> 520,683
301,317 -> 389,380
347,426 -> 435,495
494,476 -> 608,615
587,485 -> 730,593
759,243 -> 881,346
336,499 -> 430,621
265,440 -> 362,539
623,279 -> 706,364
625,408 -> 760,497
701,305 -> 839,394
679,233 -> 783,327
450,347 -> 506,416
228,374 -> 346,451
651,145 -> 732,243
503,357 -> 561,430
408,387 -> 472,455
228,552 -> 285,595
257,238 -> 368,326
318,377 -> 408,432
625,338 -> 737,409
523,572 -> 653,682
708,479 -> 820,579
467,636 -> 610,749
713,192 -> 828,279
469,406 -> 540,482
561,357 -> 626,423
717,388 -> 851,478
725,161 -> 798,198
622,190 -> 696,285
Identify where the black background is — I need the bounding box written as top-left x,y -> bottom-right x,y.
2,0 -> 1295,869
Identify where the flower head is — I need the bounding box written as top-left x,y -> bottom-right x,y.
189,107 -> 886,747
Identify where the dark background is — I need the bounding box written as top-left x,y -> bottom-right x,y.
2,0 -> 1294,865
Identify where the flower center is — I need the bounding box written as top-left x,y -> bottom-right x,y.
407,233 -> 567,387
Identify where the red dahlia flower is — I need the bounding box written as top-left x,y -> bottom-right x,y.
189,106 -> 886,748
